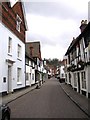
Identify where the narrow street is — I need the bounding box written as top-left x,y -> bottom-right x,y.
8,78 -> 88,118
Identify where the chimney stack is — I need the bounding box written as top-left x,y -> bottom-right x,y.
80,20 -> 87,33
73,37 -> 75,40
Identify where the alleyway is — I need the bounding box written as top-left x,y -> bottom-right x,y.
8,78 -> 88,118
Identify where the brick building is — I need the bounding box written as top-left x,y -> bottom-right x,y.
0,1 -> 27,93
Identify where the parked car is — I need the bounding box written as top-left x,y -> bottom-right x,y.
0,104 -> 11,120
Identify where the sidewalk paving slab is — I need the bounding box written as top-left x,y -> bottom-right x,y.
0,85 -> 37,105
60,83 -> 90,117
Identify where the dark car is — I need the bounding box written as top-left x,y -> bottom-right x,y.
0,104 -> 11,120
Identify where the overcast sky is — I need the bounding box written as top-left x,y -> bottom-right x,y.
24,0 -> 89,60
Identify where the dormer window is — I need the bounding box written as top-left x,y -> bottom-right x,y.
16,14 -> 22,32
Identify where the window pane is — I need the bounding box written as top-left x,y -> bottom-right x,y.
8,37 -> 12,53
82,72 -> 86,89
17,68 -> 21,82
32,74 -> 34,80
26,73 -> 29,81
17,44 -> 21,58
16,14 -> 22,32
74,73 -> 77,87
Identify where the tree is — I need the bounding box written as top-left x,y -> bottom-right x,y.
46,58 -> 61,68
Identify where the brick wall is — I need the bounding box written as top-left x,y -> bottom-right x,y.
0,1 -> 26,43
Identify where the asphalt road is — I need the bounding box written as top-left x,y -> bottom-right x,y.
8,78 -> 88,118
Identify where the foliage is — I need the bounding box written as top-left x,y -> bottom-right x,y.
45,58 -> 61,68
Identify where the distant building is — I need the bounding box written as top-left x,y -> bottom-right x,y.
25,41 -> 43,85
25,46 -> 36,86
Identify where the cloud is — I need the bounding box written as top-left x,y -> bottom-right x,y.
26,14 -> 79,45
41,44 -> 67,60
24,1 -> 88,20
24,0 -> 89,59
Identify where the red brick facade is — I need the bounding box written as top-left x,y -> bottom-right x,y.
0,1 -> 27,43
26,42 -> 42,60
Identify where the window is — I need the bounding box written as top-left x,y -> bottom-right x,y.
81,71 -> 86,89
89,49 -> 90,61
17,68 -> 21,83
26,73 -> 29,81
26,58 -> 29,65
74,73 -> 77,87
17,44 -> 21,59
32,74 -> 34,80
31,61 -> 33,67
8,37 -> 12,54
65,74 -> 67,82
62,74 -> 64,77
16,14 -> 22,32
69,73 -> 71,83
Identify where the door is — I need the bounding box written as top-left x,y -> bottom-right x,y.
77,72 -> 80,93
8,65 -> 12,93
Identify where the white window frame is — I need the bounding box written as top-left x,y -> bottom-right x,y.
17,44 -> 21,59
88,49 -> 90,61
26,73 -> 29,81
17,68 -> 21,84
32,74 -> 34,80
74,73 -> 77,87
26,58 -> 29,65
81,71 -> 86,89
8,37 -> 12,55
16,14 -> 22,32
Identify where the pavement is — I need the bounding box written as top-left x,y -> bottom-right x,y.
0,84 -> 37,104
60,82 -> 90,117
0,79 -> 90,118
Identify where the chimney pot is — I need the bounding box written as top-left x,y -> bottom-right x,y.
84,20 -> 87,24
81,20 -> 84,25
73,37 -> 75,40
80,20 -> 88,33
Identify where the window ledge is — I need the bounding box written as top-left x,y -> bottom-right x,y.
8,53 -> 12,57
17,82 -> 22,85
73,86 -> 77,88
82,88 -> 86,91
17,58 -> 22,61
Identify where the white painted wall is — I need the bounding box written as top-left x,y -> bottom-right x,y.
26,60 -> 35,86
0,22 -> 25,93
66,72 -> 69,84
26,65 -> 31,86
60,66 -> 65,79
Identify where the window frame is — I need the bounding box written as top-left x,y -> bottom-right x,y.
17,44 -> 22,60
16,14 -> 22,32
8,37 -> 12,55
81,71 -> 86,89
74,73 -> 77,87
17,68 -> 22,84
